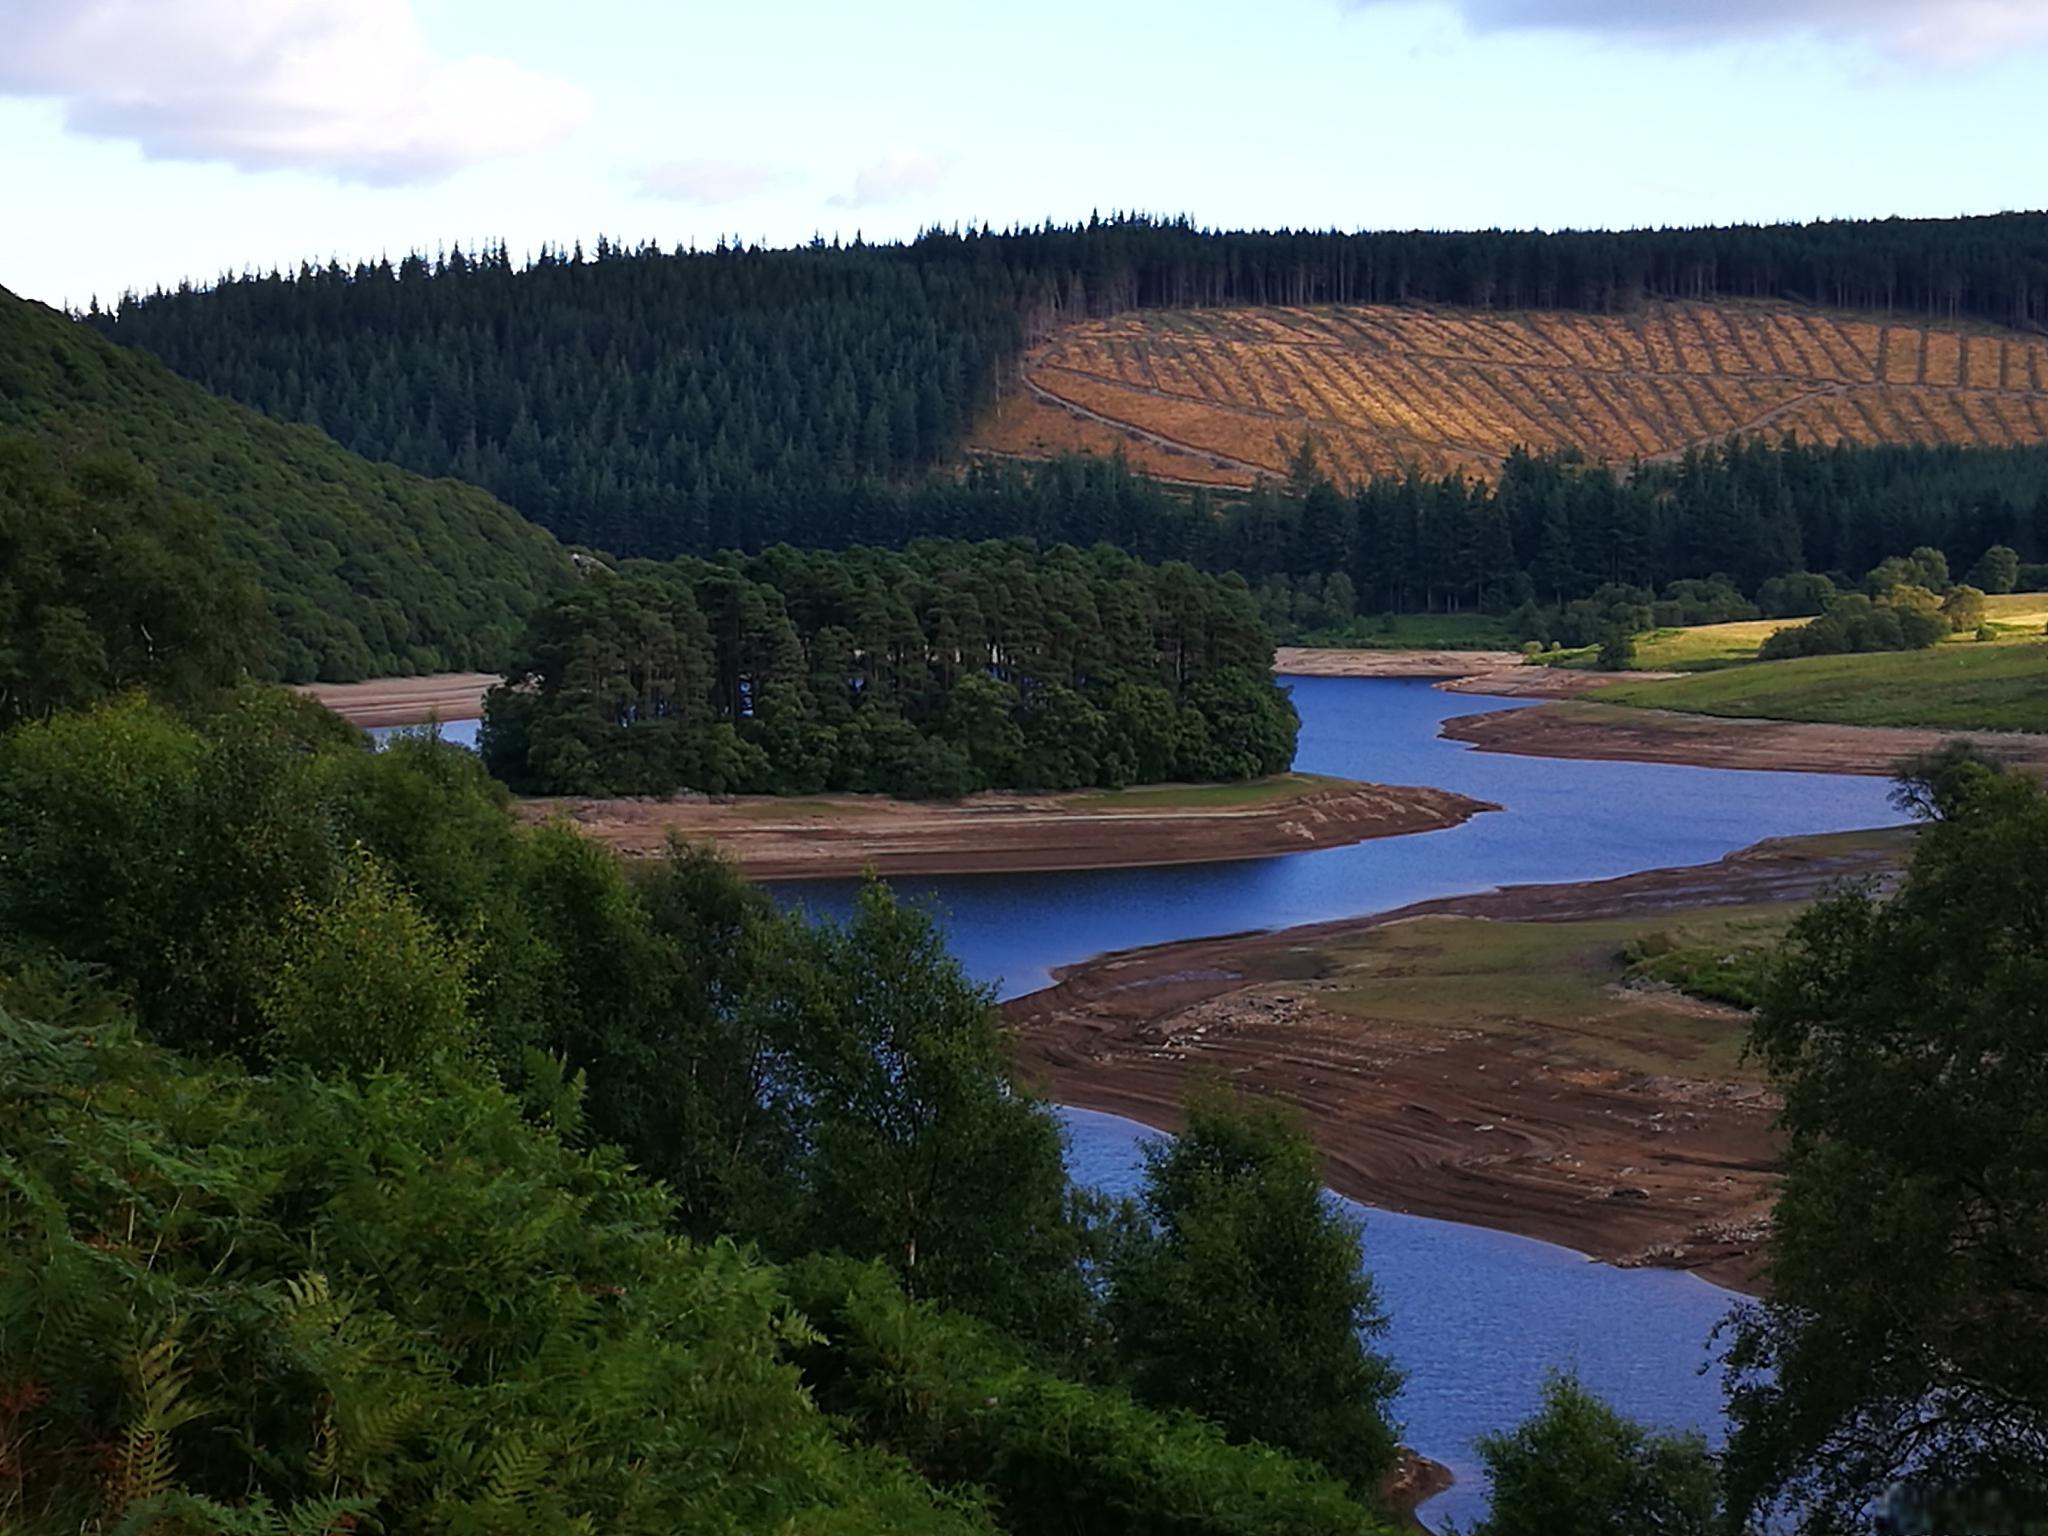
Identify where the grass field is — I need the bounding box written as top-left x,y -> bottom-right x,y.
1542,594 -> 2048,674
1594,639 -> 2048,731
972,300 -> 2048,488
1069,772 -> 1347,811
1302,907 -> 1800,1080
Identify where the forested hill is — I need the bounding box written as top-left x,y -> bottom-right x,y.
0,285 -> 570,682
89,214 -> 2048,559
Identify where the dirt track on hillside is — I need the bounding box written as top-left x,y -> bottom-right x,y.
1007,831 -> 1910,1292
517,780 -> 1495,880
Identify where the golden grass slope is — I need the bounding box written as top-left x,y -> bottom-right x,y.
969,301 -> 2048,488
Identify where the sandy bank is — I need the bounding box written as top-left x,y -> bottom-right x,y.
300,673 -> 496,728
517,778 -> 1495,880
1275,647 -> 1676,698
1006,829 -> 1912,1291
1442,700 -> 2048,777
303,655 -> 1652,729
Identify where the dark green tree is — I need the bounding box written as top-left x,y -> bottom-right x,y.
1470,1374 -> 1719,1536
1104,1085 -> 1403,1494
1723,752 -> 2048,1530
765,883 -> 1095,1347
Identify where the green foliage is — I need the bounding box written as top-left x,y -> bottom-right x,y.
1940,581 -> 1988,632
0,430 -> 266,726
1723,755 -> 2048,1529
1968,542 -> 2021,594
783,1255 -> 1396,1536
0,284 -> 569,682
0,689 -> 353,1056
1757,589 -> 1950,660
0,684 -> 1406,1536
89,214 -> 2048,560
263,848 -> 476,1076
0,689 -> 1094,1335
1469,1374 -> 1720,1536
1756,571 -> 1837,619
1619,927 -> 1778,1010
1103,1085 -> 1403,1494
483,540 -> 1298,798
0,1010 -> 988,1536
764,883 -> 1096,1346
1597,626 -> 1638,671
1594,640 -> 2048,732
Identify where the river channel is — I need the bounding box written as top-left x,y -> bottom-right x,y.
386,678 -> 1905,1525
790,676 -> 1904,1526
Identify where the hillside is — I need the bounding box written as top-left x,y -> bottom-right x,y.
973,302 -> 2048,488
0,286 -> 570,681
1592,639 -> 2048,734
87,214 -> 2048,558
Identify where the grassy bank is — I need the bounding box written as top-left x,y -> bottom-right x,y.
1594,640 -> 2048,732
1546,594 -> 2048,675
1069,772 -> 1349,811
1297,906 -> 1797,1080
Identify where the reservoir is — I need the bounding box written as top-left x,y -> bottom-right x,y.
790,676 -> 1903,1526
388,677 -> 1905,1524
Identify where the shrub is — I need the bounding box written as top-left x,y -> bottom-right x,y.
785,1256 -> 1393,1536
0,1011 -> 985,1536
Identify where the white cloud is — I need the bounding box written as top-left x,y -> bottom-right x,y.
830,151 -> 946,209
639,158 -> 787,205
0,0 -> 590,183
1345,0 -> 2048,63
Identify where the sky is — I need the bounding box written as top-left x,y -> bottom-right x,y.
2,0 -> 2045,311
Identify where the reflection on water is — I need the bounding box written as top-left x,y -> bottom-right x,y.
1063,1106 -> 1743,1530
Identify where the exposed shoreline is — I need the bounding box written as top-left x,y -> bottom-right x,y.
300,672 -> 498,728
517,777 -> 1496,880
1006,828 -> 1913,1292
1441,699 -> 2048,777
1273,646 -> 1675,698
307,658 -> 2048,782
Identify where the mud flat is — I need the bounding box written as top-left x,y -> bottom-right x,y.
516,776 -> 1493,880
299,673 -> 497,728
1274,648 -> 1674,697
1442,699 -> 2048,777
1007,828 -> 1913,1291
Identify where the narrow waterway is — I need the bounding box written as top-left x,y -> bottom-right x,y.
785,677 -> 1903,1527
786,677 -> 1901,997
387,680 -> 1907,1525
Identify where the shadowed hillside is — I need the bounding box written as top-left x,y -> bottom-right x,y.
974,301 -> 2048,488
0,286 -> 570,681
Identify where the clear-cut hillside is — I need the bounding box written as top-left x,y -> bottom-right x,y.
972,301 -> 2048,488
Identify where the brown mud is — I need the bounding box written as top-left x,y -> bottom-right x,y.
1006,829 -> 1912,1291
1441,699 -> 2048,777
516,779 -> 1494,880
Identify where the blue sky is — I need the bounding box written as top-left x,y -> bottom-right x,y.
3,0 -> 2044,311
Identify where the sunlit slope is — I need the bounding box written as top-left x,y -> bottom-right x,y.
972,302 -> 2048,488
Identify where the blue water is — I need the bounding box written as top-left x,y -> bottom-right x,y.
369,718 -> 481,751
381,677 -> 1903,1525
778,677 -> 1902,1527
785,676 -> 1902,997
1064,1105 -> 1746,1529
